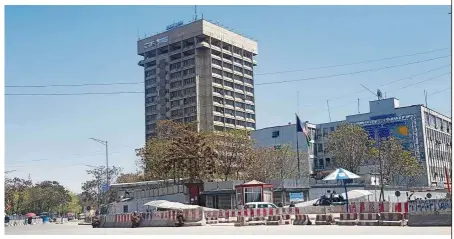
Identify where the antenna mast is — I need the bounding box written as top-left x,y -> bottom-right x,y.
357,98 -> 360,114
327,100 -> 332,122
194,5 -> 198,21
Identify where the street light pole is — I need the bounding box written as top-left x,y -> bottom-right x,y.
89,138 -> 109,190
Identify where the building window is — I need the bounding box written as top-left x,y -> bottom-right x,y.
317,144 -> 323,153
272,130 -> 280,138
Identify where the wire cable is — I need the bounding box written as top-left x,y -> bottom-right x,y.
5,56 -> 450,96
5,48 -> 450,88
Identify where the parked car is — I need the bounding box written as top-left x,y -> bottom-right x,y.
244,202 -> 278,209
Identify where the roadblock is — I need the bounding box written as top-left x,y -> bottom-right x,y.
357,213 -> 380,226
293,215 -> 311,225
337,213 -> 357,225
379,212 -> 405,226
315,214 -> 334,225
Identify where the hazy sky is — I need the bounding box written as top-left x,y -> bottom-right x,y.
5,5 -> 451,193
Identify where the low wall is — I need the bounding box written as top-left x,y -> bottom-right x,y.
407,199 -> 451,227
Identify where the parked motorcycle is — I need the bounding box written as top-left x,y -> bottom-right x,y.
92,216 -> 101,228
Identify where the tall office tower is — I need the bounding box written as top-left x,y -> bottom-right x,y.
138,20 -> 258,140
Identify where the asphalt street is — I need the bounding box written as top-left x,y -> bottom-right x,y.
4,222 -> 451,235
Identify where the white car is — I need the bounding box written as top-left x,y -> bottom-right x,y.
244,202 -> 278,209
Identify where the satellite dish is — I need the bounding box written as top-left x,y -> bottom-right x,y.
377,89 -> 383,100
426,193 -> 432,199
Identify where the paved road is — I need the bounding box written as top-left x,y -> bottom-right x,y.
5,222 -> 451,235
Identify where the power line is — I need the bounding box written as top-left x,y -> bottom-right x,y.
5,55 -> 450,96
300,64 -> 451,108
5,48 -> 449,88
428,87 -> 451,96
256,55 -> 450,85
256,47 -> 449,76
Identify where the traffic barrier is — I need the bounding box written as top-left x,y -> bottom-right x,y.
357,213 -> 379,226
379,212 -> 405,226
115,213 -> 132,228
315,214 -> 334,225
293,214 -> 311,225
407,199 -> 452,227
349,202 -> 389,213
336,213 -> 357,225
234,216 -> 247,227
280,214 -> 291,225
104,214 -> 116,227
55,217 -> 68,224
5,215 -> 27,227
265,215 -> 281,225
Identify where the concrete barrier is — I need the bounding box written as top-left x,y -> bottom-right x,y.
379,212 -> 405,226
293,215 -> 311,225
336,213 -> 357,225
315,214 -> 334,225
357,213 -> 379,226
407,199 -> 452,227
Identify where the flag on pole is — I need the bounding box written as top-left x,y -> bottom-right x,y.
296,114 -> 312,147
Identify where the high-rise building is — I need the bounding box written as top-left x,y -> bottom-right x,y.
138,20 -> 258,140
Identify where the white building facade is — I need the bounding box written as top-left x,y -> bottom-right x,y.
250,122 -> 316,173
314,98 -> 451,187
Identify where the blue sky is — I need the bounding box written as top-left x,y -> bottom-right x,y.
5,5 -> 451,193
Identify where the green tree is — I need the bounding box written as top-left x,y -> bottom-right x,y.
136,120 -> 216,182
325,123 -> 373,174
63,192 -> 82,213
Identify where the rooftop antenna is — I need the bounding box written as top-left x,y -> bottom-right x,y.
194,5 -> 198,21
357,98 -> 360,114
360,84 -> 381,100
327,100 -> 332,122
137,27 -> 140,40
424,89 -> 428,107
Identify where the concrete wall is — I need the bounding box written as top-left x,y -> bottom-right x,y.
408,198 -> 452,226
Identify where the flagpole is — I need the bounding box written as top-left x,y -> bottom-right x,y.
296,114 -> 301,186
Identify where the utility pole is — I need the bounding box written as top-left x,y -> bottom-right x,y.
89,138 -> 109,204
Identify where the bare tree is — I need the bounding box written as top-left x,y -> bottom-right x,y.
370,136 -> 423,200
325,123 -> 373,174
207,129 -> 254,181
245,145 -> 307,182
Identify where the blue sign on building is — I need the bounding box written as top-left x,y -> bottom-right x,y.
289,192 -> 304,201
166,21 -> 184,31
101,184 -> 109,193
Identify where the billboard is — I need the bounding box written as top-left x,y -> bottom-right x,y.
355,114 -> 421,161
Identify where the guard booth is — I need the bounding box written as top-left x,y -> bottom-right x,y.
235,180 -> 274,207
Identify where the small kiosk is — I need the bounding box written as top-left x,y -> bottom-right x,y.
235,180 -> 274,206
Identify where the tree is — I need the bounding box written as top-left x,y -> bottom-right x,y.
136,120 -> 217,182
325,123 -> 373,174
370,136 -> 423,200
80,165 -> 122,207
207,129 -> 254,181
245,145 -> 307,182
116,173 -> 144,184
63,192 -> 82,214
27,181 -> 72,214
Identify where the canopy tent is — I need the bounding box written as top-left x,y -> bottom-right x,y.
143,200 -> 218,211
323,168 -> 360,213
